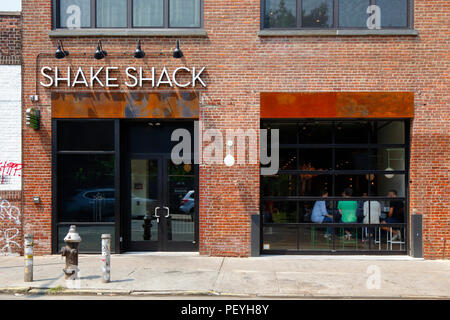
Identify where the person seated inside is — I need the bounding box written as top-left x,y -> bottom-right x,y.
311,190 -> 333,238
363,195 -> 381,241
356,192 -> 368,223
338,188 -> 357,240
381,189 -> 404,241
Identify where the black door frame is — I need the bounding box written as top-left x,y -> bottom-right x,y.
120,119 -> 199,253
52,119 -> 198,254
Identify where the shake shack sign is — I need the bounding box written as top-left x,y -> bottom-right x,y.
40,66 -> 207,88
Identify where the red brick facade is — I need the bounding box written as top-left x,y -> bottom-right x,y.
0,13 -> 21,65
20,1 -> 449,258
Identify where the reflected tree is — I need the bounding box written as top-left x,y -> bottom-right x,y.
302,3 -> 330,27
264,0 -> 296,28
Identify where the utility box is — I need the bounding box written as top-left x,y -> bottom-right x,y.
411,213 -> 423,258
251,214 -> 260,257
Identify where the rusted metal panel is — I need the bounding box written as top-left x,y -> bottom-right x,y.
52,91 -> 199,119
261,92 -> 414,118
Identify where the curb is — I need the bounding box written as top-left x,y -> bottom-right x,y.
1,287 -> 449,299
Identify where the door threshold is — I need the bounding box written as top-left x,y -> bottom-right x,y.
121,251 -> 200,257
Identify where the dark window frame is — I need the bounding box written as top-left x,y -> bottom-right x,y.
53,0 -> 204,29
261,0 -> 414,30
260,119 -> 411,254
52,119 -> 120,254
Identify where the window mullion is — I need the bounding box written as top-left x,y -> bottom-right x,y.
91,0 -> 96,28
334,0 -> 338,29
297,0 -> 302,28
165,0 -> 169,28
128,0 -> 133,28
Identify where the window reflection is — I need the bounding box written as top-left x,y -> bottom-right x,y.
169,0 -> 201,28
264,0 -> 297,28
59,155 -> 115,222
96,0 -> 127,28
134,0 -> 164,27
302,0 -> 333,28
377,0 -> 408,28
339,0 -> 370,28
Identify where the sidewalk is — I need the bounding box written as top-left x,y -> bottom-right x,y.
0,253 -> 449,299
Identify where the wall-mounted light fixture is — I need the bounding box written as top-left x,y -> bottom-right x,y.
134,40 -> 145,59
173,40 -> 183,59
33,196 -> 41,204
55,40 -> 69,59
94,40 -> 107,60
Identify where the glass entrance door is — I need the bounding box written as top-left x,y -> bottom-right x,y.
128,156 -> 197,251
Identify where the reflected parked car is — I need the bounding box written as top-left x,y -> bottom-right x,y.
179,190 -> 195,220
64,188 -> 115,222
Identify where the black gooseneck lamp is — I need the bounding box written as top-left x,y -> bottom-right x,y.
173,40 -> 183,59
134,40 -> 145,59
55,40 -> 69,59
94,40 -> 107,60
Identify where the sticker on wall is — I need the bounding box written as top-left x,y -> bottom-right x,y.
263,244 -> 270,250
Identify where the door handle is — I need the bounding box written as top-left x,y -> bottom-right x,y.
153,207 -> 161,223
163,206 -> 170,218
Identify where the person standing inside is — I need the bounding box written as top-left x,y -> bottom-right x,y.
363,196 -> 381,241
338,188 -> 358,240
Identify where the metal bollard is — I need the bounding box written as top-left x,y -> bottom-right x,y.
24,234 -> 34,282
101,234 -> 111,283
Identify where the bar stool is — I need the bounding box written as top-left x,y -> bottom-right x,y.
340,227 -> 358,249
387,227 -> 405,250
363,227 -> 381,250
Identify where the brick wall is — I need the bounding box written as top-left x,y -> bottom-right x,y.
0,13 -> 21,65
21,1 -> 449,258
0,13 -> 22,256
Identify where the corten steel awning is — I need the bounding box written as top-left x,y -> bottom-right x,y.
260,92 -> 414,118
52,91 -> 199,119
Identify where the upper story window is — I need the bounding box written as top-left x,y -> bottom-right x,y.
262,0 -> 412,29
55,0 -> 202,29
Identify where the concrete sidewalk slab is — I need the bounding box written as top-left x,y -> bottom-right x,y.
0,254 -> 449,299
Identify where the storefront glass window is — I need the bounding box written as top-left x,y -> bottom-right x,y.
261,120 -> 409,254
298,121 -> 333,144
55,120 -> 117,253
57,121 -> 115,151
58,225 -> 115,252
58,154 -> 115,222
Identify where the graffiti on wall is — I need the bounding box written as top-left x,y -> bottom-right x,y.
0,161 -> 22,185
0,199 -> 21,255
